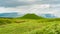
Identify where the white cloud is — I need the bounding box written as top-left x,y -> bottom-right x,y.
16,4 -> 50,14
0,4 -> 50,13
0,4 -> 60,17
0,7 -> 18,13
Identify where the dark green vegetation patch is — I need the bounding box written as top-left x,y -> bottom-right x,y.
20,14 -> 44,19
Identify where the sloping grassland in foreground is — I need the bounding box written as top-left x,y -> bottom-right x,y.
0,18 -> 60,34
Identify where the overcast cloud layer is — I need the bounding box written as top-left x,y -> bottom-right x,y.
0,0 -> 60,17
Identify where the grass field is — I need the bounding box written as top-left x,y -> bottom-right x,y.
0,18 -> 60,34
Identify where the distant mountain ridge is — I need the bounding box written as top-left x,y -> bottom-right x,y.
0,12 -> 23,18
0,12 -> 56,18
39,14 -> 56,18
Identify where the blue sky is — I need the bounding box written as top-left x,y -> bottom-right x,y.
0,0 -> 60,17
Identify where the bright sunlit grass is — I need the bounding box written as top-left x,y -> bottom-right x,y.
0,19 -> 60,34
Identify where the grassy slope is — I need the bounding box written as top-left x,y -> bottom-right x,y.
0,19 -> 60,34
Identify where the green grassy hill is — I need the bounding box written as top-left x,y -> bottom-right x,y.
20,14 -> 44,19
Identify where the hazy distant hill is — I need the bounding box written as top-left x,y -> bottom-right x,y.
0,12 -> 56,18
20,14 -> 44,19
39,14 -> 56,18
0,12 -> 23,18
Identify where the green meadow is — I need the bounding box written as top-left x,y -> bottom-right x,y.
0,14 -> 60,34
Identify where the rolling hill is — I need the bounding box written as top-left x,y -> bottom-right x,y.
20,14 -> 44,19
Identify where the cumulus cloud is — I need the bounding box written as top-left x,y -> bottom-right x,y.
0,4 -> 50,13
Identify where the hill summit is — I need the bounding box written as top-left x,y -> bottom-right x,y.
20,14 -> 44,19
